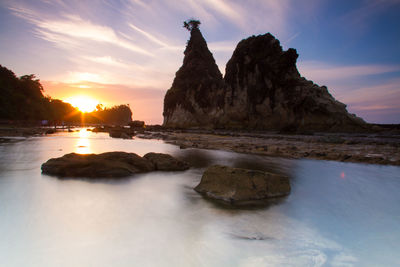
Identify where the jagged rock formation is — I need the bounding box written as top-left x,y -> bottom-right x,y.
163,27 -> 366,132
163,27 -> 225,128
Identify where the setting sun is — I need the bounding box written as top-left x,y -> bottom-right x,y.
65,95 -> 99,113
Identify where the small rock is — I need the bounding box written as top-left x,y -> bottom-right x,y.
109,130 -> 133,139
144,152 -> 189,171
45,129 -> 56,134
194,165 -> 290,203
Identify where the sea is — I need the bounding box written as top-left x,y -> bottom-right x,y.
0,129 -> 399,267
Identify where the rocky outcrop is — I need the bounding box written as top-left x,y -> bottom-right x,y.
143,152 -> 189,171
163,26 -> 366,132
221,34 -> 365,131
41,152 -> 189,178
194,165 -> 291,203
163,27 -> 225,128
91,126 -> 135,139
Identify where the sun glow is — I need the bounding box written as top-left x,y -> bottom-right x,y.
65,95 -> 99,113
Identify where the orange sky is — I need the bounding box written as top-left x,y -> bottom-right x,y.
42,81 -> 165,124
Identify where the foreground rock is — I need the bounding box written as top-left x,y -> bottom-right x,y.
194,165 -> 291,203
163,22 -> 366,132
144,152 -> 189,171
41,151 -> 189,178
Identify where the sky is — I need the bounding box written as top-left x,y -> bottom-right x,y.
0,0 -> 399,124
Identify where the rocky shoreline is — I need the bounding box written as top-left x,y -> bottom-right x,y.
0,126 -> 56,137
1,125 -> 399,166
138,130 -> 400,166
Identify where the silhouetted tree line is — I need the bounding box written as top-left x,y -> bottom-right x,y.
0,65 -> 132,125
85,104 -> 132,125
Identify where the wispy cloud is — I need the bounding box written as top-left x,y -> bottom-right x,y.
338,0 -> 400,33
128,0 -> 149,9
298,61 -> 400,123
283,32 -> 301,46
338,79 -> 400,104
202,0 -> 245,29
208,40 -> 237,52
64,72 -> 107,84
334,79 -> 400,123
128,23 -> 169,47
9,7 -> 153,56
298,61 -> 400,82
342,0 -> 400,22
83,56 -> 131,69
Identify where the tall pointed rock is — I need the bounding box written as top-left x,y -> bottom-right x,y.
163,26 -> 224,128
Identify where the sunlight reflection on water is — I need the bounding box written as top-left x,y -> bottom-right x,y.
75,129 -> 91,154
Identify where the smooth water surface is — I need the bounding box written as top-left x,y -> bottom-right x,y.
0,129 -> 399,266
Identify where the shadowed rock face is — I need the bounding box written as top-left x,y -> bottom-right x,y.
163,29 -> 367,132
221,34 -> 365,131
41,152 -> 189,178
194,165 -> 291,203
163,27 -> 225,128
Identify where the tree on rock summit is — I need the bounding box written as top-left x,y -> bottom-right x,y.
183,19 -> 201,31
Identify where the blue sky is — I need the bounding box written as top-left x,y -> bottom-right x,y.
0,0 -> 399,124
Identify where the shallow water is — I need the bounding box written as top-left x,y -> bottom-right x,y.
0,129 -> 399,267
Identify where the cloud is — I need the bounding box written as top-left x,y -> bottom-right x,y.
353,105 -> 393,111
338,0 -> 400,33
298,61 -> 400,82
202,0 -> 245,29
128,0 -> 149,9
297,61 -> 400,123
120,0 -> 296,36
338,79 -> 400,104
335,79 -> 400,123
64,72 -> 106,84
84,56 -> 131,69
8,5 -> 153,56
283,32 -> 301,46
128,23 -> 169,47
208,40 -> 237,52
342,0 -> 400,22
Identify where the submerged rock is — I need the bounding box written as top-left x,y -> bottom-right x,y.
144,152 -> 189,171
41,151 -> 189,178
109,128 -> 134,139
163,22 -> 367,132
194,165 -> 290,203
